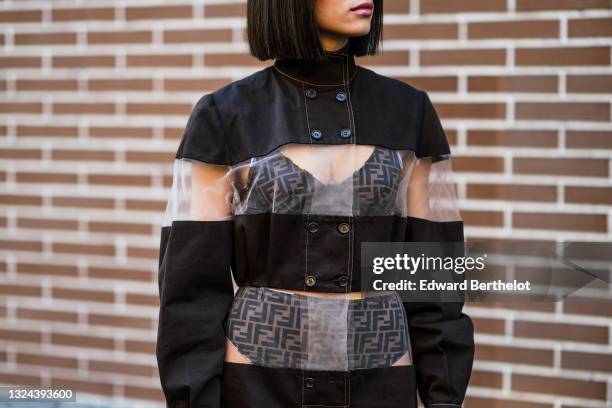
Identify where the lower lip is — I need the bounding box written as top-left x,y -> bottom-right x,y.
351,6 -> 373,16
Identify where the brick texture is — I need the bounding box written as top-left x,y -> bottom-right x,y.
0,1 -> 610,407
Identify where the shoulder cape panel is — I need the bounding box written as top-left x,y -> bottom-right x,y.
176,66 -> 451,166
175,91 -> 231,165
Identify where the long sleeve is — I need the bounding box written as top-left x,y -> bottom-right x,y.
156,93 -> 235,408
402,91 -> 475,408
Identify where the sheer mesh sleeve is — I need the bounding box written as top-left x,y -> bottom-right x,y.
403,91 -> 475,408
156,93 -> 235,408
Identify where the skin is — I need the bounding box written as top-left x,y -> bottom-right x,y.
225,0 -> 412,367
315,0 -> 374,51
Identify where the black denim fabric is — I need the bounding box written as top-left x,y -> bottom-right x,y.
156,42 -> 474,408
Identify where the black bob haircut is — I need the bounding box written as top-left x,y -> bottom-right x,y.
247,0 -> 383,61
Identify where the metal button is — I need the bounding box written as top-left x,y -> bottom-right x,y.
307,221 -> 318,233
337,222 -> 350,234
311,129 -> 322,140
304,377 -> 315,388
305,88 -> 317,99
337,275 -> 349,287
305,275 -> 316,287
335,91 -> 347,102
339,128 -> 352,138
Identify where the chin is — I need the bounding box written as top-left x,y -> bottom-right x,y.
339,24 -> 372,37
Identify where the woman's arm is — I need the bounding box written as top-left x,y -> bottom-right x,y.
156,93 -> 235,408
402,91 -> 475,408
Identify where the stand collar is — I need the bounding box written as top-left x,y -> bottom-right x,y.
272,43 -> 358,86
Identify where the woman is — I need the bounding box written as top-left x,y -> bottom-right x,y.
156,1 -> 475,407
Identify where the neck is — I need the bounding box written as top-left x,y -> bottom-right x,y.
320,34 -> 349,53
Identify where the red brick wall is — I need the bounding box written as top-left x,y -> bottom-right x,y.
1,1 -> 610,407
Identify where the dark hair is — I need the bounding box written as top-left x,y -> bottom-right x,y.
247,0 -> 383,60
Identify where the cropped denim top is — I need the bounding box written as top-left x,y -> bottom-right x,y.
156,42 -> 474,408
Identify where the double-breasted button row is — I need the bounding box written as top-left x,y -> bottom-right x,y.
304,89 -> 347,103
305,88 -> 351,140
310,127 -> 352,140
305,272 -> 348,287
304,220 -> 351,288
307,221 -> 350,235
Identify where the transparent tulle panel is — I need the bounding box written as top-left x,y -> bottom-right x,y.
230,143 -> 416,217
162,158 -> 234,226
228,143 -> 462,220
225,286 -> 413,370
398,153 -> 463,222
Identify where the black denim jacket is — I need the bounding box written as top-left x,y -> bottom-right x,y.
156,43 -> 475,408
